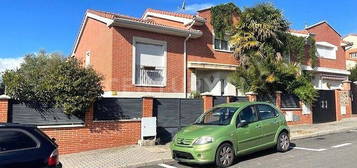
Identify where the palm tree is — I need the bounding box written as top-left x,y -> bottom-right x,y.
230,3 -> 289,65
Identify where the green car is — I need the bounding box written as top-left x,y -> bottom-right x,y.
170,102 -> 290,167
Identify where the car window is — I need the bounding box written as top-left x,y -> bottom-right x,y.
194,107 -> 238,126
0,129 -> 38,152
256,104 -> 277,120
237,106 -> 258,124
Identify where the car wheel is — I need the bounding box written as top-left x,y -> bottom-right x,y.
215,143 -> 235,168
277,132 -> 290,152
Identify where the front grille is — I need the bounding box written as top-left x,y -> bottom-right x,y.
173,150 -> 194,160
176,137 -> 194,146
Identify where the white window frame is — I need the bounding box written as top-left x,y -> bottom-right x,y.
212,34 -> 234,53
350,52 -> 357,59
132,36 -> 167,87
316,41 -> 337,60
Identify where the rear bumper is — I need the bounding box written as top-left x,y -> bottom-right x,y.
170,143 -> 216,164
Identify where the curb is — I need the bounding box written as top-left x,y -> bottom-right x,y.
291,126 -> 357,140
124,158 -> 174,168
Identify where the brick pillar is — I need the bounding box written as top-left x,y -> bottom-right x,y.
342,80 -> 351,91
0,95 -> 10,123
226,96 -> 232,103
202,94 -> 213,112
245,92 -> 257,102
227,96 -> 235,103
142,96 -> 154,117
84,105 -> 94,126
275,91 -> 282,109
336,80 -> 352,121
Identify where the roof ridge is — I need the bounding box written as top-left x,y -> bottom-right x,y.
305,20 -> 341,37
87,9 -> 142,21
144,8 -> 195,19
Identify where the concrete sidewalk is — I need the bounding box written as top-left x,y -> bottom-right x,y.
60,117 -> 357,168
290,116 -> 357,140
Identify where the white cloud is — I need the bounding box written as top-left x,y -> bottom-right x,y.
182,3 -> 214,14
0,57 -> 24,73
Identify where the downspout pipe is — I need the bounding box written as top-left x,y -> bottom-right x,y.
183,20 -> 196,98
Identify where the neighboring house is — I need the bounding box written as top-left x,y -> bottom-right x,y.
343,34 -> 357,69
290,21 -> 351,90
72,8 -> 239,98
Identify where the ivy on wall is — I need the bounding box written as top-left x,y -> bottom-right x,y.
210,3 -> 241,39
285,34 -> 318,67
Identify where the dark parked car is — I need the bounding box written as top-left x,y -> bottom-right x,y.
0,123 -> 61,168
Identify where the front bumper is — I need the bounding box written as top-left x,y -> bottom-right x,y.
170,142 -> 217,164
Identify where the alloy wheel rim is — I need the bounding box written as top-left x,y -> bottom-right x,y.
219,146 -> 233,166
280,134 -> 290,150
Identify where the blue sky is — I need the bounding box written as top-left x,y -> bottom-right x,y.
1,0 -> 357,71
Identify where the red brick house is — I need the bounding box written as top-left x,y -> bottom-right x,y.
290,21 -> 351,90
72,8 -> 239,98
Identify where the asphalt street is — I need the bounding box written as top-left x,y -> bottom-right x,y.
140,129 -> 357,168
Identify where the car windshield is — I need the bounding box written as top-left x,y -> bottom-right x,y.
194,107 -> 238,126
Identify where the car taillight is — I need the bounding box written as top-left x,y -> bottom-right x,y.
48,149 -> 59,166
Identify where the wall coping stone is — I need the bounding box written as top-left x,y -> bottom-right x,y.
245,92 -> 257,95
0,95 -> 10,100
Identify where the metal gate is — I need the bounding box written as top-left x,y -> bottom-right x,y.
213,96 -> 227,106
312,90 -> 336,123
154,98 -> 203,144
352,83 -> 357,114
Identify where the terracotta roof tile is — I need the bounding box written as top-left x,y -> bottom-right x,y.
86,9 -> 199,32
144,8 -> 195,19
289,29 -> 309,35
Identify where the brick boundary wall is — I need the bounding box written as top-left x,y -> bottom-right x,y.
0,97 -> 144,155
0,89 -> 352,154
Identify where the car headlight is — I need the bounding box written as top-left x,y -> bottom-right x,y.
194,136 -> 214,145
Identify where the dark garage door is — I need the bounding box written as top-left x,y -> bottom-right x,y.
312,90 -> 336,123
154,98 -> 203,144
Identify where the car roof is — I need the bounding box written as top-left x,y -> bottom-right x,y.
215,101 -> 274,108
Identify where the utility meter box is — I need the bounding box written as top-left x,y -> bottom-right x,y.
141,117 -> 157,140
285,111 -> 294,122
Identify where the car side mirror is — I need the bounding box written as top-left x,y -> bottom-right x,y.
237,120 -> 248,128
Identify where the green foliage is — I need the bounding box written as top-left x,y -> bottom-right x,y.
349,64 -> 357,82
2,51 -> 103,114
230,56 -> 318,104
189,91 -> 201,99
230,3 -> 289,65
0,79 -> 4,95
228,3 -> 318,104
284,34 -> 318,67
288,74 -> 318,105
210,3 -> 241,39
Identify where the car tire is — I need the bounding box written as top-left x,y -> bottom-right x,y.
276,131 -> 290,152
215,143 -> 235,168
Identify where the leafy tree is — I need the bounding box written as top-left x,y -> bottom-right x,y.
2,51 -> 103,114
0,78 -> 4,95
349,64 -> 357,82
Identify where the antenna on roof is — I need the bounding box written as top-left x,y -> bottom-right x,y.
178,0 -> 186,12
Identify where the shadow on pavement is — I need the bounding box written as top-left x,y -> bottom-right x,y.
176,143 -> 296,168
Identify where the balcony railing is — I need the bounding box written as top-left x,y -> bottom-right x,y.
136,65 -> 165,86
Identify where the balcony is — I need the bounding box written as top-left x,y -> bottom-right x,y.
135,65 -> 165,86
